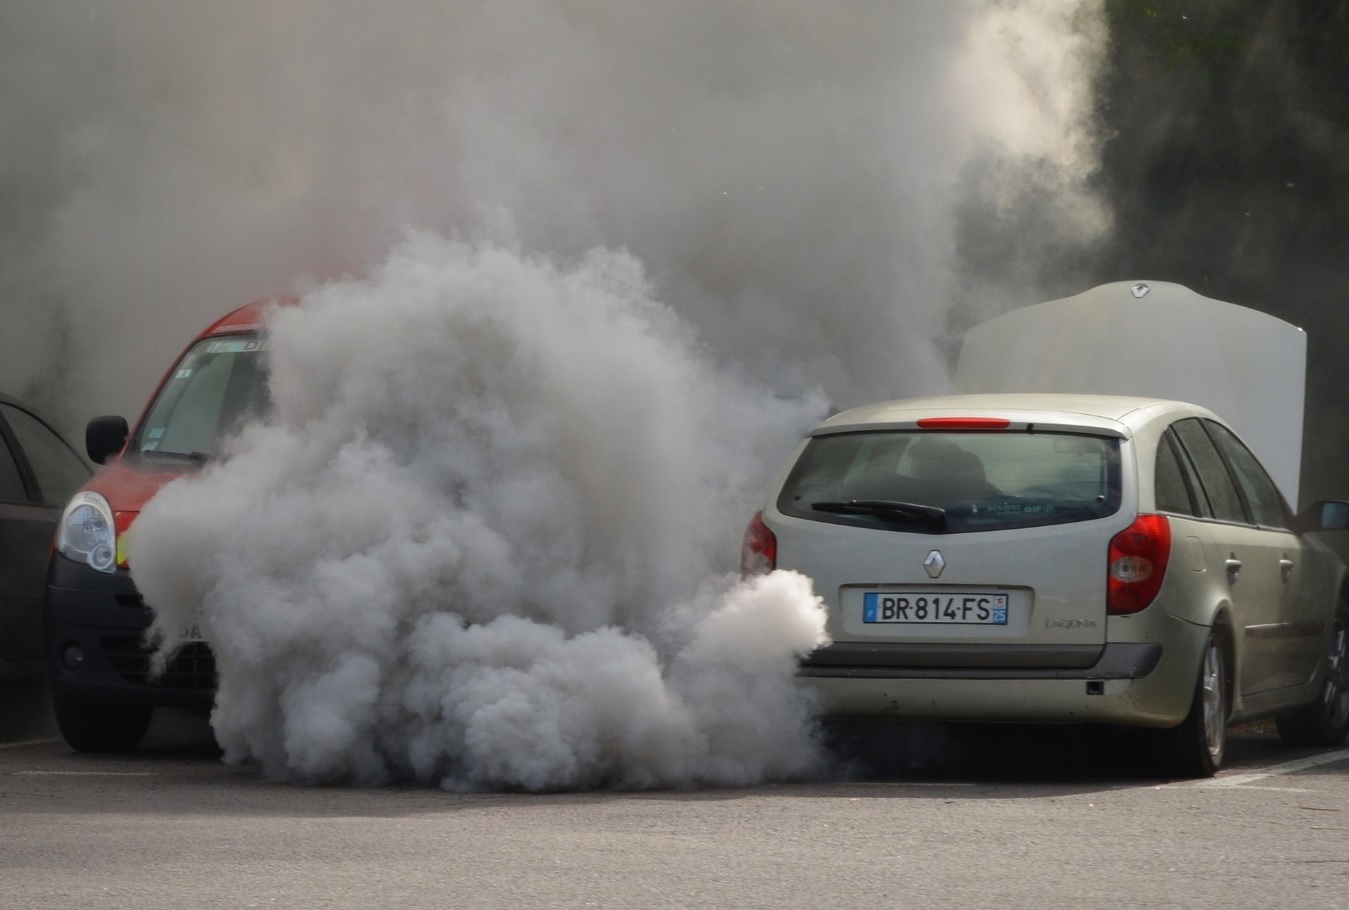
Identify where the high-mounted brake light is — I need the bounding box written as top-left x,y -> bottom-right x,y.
915,417 -> 1011,430
740,512 -> 777,576
1108,514 -> 1171,615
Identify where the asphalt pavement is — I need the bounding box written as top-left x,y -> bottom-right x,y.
4,685 -> 1347,910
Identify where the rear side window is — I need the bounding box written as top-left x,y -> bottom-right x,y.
1204,420 -> 1289,529
1154,431 -> 1200,517
777,430 -> 1122,534
1172,419 -> 1246,524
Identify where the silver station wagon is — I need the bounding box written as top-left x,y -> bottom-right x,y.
742,393 -> 1349,777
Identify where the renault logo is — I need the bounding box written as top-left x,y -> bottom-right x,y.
923,550 -> 945,579
1130,283 -> 1150,299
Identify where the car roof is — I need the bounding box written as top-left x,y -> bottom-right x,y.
198,295 -> 300,338
0,390 -> 50,414
812,393 -> 1220,438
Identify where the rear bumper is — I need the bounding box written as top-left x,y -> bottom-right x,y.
799,632 -> 1205,728
800,641 -> 1161,678
44,553 -> 215,709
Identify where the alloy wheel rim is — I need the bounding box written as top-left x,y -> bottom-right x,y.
1202,640 -> 1226,759
1323,617 -> 1349,728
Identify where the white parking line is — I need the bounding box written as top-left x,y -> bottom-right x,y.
1183,748 -> 1349,789
0,738 -> 58,750
12,770 -> 153,777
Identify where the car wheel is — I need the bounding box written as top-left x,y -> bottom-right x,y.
52,695 -> 153,753
1155,631 -> 1228,778
1275,602 -> 1349,747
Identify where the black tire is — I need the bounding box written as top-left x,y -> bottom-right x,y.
1276,603 -> 1349,747
53,695 -> 152,753
1155,631 -> 1228,778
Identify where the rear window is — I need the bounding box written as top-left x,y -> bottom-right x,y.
777,430 -> 1122,534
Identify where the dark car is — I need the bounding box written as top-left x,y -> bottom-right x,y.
0,394 -> 92,682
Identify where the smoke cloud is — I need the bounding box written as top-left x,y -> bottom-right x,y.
2,0 -> 1108,425
129,236 -> 831,788
5,1 -> 1111,787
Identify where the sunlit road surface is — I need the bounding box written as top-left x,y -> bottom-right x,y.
2,697 -> 1347,910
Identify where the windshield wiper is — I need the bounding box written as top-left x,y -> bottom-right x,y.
139,449 -> 211,464
812,499 -> 947,530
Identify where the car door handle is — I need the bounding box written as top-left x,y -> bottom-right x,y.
1279,557 -> 1294,581
1225,557 -> 1242,582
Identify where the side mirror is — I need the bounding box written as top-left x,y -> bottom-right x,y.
86,415 -> 129,465
1298,500 -> 1349,532
1318,501 -> 1349,531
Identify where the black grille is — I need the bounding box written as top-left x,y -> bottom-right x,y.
101,637 -> 217,691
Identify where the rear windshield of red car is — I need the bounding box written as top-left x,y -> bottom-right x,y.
777,430 -> 1122,534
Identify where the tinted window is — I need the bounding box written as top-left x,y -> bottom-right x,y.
1170,427 -> 1212,518
1205,420 -> 1288,528
0,404 -> 90,507
1172,418 -> 1247,524
778,430 -> 1122,534
134,334 -> 270,460
0,433 -> 26,503
1154,431 -> 1198,516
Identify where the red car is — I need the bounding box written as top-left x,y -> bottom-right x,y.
44,299 -> 283,751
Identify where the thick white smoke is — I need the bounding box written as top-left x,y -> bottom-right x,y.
1,1 -> 1107,427
8,1 -> 1112,788
129,235 -> 831,789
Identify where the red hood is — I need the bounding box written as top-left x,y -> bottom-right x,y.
84,456 -> 195,514
82,457 -> 198,568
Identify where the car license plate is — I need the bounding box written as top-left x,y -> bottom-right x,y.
863,592 -> 1009,625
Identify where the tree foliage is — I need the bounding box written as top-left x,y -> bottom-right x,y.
1094,1 -> 1349,498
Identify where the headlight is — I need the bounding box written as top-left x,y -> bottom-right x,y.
57,491 -> 117,573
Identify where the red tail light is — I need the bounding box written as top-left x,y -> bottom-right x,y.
741,512 -> 777,576
1108,514 -> 1171,615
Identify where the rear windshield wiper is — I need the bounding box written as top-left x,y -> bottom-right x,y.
811,499 -> 947,530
